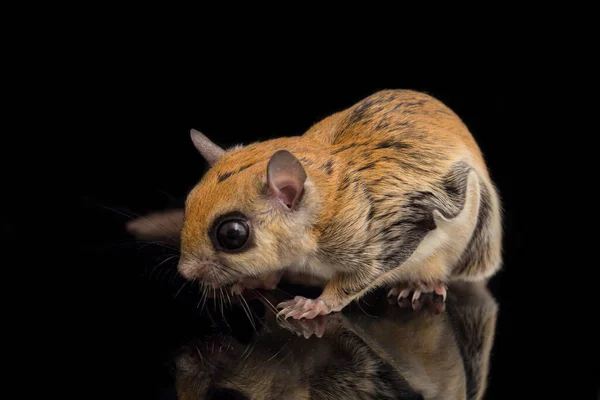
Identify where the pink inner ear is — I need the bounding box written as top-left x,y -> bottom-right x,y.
278,185 -> 298,208
267,150 -> 307,210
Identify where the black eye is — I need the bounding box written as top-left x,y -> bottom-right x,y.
216,219 -> 249,250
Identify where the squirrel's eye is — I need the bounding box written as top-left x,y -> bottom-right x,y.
216,219 -> 249,251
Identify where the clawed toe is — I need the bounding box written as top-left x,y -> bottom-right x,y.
277,315 -> 329,338
434,283 -> 447,302
388,282 -> 448,310
276,296 -> 331,320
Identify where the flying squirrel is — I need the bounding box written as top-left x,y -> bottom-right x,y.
136,90 -> 502,319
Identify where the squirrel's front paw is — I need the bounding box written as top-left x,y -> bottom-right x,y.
276,296 -> 334,320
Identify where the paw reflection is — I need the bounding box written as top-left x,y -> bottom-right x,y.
277,314 -> 333,338
175,282 -> 497,400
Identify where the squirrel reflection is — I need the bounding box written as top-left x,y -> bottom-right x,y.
174,282 -> 497,400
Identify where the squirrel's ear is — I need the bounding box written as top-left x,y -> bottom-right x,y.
267,150 -> 307,210
190,129 -> 225,166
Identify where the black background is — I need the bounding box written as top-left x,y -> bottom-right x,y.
0,7 -> 591,396
61,45 -> 593,398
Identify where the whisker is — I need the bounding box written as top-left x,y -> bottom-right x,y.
174,280 -> 189,298
188,249 -> 241,278
179,277 -> 197,299
237,294 -> 256,332
239,340 -> 253,360
198,285 -> 209,312
356,298 -> 377,318
274,347 -> 294,365
195,345 -> 204,362
264,339 -> 290,363
186,253 -> 235,285
218,288 -> 232,331
252,290 -> 279,316
240,295 -> 258,331
169,268 -> 180,284
224,288 -> 232,308
103,238 -> 181,254
150,254 -> 179,279
205,307 -> 217,326
273,286 -> 295,298
201,289 -> 210,314
219,288 -> 225,316
241,341 -> 257,362
157,189 -> 181,207
158,261 -> 177,281
135,240 -> 180,252
213,288 -> 217,312
248,303 -> 270,331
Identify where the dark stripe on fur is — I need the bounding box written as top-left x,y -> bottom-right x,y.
217,171 -> 233,183
375,139 -> 411,151
321,159 -> 334,175
319,162 -> 477,277
217,163 -> 255,183
376,162 -> 472,270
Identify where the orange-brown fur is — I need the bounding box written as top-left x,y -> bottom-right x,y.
158,89 -> 501,315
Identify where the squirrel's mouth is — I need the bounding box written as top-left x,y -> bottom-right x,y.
178,256 -> 284,295
231,271 -> 284,293
177,257 -> 240,284
198,271 -> 285,296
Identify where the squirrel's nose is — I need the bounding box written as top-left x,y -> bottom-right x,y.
177,258 -> 207,280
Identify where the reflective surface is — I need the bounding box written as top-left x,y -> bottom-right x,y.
170,281 -> 496,400
70,78 -> 588,399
